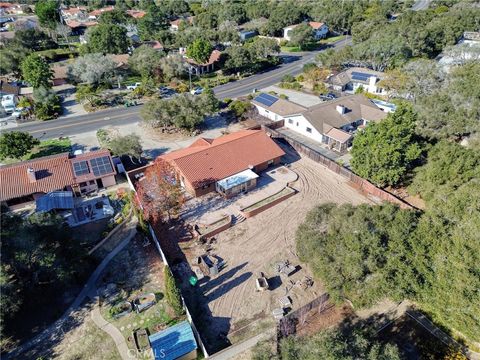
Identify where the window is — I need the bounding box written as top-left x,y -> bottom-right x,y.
79,182 -> 87,187
288,119 -> 293,124
306,127 -> 312,133
296,122 -> 299,127
265,109 -> 270,113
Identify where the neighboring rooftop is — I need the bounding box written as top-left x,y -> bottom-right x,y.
126,9 -> 146,19
302,94 -> 387,133
148,321 -> 197,360
161,130 -> 285,188
251,93 -> 306,116
186,49 -> 221,66
0,149 -> 115,202
0,153 -> 75,202
0,80 -> 20,95
463,31 -> 480,42
327,67 -> 385,87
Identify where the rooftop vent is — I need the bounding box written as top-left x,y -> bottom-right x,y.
27,167 -> 36,183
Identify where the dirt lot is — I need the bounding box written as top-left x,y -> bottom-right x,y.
181,146 -> 372,353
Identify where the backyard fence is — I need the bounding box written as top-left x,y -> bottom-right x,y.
277,293 -> 331,339
263,124 -> 413,209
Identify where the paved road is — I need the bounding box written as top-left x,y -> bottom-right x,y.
6,224 -> 137,359
6,37 -> 351,140
411,0 -> 431,11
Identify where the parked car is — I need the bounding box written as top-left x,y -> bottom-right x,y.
2,104 -> 15,114
126,82 -> 141,90
319,92 -> 337,101
12,106 -> 30,118
159,86 -> 176,98
190,87 -> 203,95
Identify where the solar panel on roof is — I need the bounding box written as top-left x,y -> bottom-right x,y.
254,93 -> 278,107
351,72 -> 372,82
73,161 -> 89,176
90,156 -> 113,177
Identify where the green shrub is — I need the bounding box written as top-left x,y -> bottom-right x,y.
281,74 -> 295,83
228,100 -> 252,119
279,82 -> 302,90
279,94 -> 288,100
164,266 -> 184,316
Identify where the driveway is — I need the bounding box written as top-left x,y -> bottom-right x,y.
260,85 -> 323,108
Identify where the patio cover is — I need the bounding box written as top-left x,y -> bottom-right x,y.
216,169 -> 259,191
36,191 -> 74,212
148,321 -> 197,360
325,128 -> 352,143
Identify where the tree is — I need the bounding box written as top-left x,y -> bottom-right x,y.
1,212 -> 90,348
141,94 -> 210,131
199,88 -> 220,114
224,46 -> 252,73
158,54 -> 187,82
33,86 -> 62,120
137,4 -> 169,40
279,326 -> 401,360
98,9 -> 128,25
415,62 -> 480,140
0,42 -> 31,76
129,45 -> 165,81
108,134 -> 143,161
75,84 -> 100,107
229,100 -> 252,119
21,54 -> 53,89
289,23 -> 314,49
84,24 -> 128,54
246,37 -> 280,59
136,159 -> 185,222
296,203 -> 420,307
0,132 -> 40,159
67,53 -> 117,85
164,266 -> 184,316
408,141 -> 480,202
263,1 -> 304,36
35,0 -> 58,30
186,38 -> 213,64
350,104 -> 423,187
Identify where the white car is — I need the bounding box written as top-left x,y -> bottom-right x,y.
126,82 -> 141,90
2,104 -> 15,114
190,87 -> 203,95
12,107 -> 29,118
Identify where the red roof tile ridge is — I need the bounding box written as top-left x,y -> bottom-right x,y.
0,152 -> 69,169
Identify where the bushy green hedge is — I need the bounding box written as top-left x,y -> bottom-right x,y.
164,266 -> 184,316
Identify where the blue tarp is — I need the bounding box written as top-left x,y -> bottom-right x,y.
36,191 -> 74,212
148,321 -> 197,360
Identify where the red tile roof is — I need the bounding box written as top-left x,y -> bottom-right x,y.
126,9 -> 146,19
186,50 -> 221,66
88,6 -> 114,17
161,130 -> 285,188
0,153 -> 75,202
0,150 -> 116,202
308,21 -> 325,29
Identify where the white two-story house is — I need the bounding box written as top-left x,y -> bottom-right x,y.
326,67 -> 388,96
252,94 -> 387,152
283,21 -> 329,41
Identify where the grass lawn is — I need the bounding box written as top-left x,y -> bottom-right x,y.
27,138 -> 72,160
0,138 -> 72,165
320,35 -> 346,44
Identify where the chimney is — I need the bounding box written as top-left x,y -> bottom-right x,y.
27,167 -> 36,183
336,105 -> 346,115
369,75 -> 377,87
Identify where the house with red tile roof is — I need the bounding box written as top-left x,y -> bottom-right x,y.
283,21 -> 328,41
0,149 -> 116,210
159,130 -> 285,197
126,9 -> 146,19
185,49 -> 222,75
88,6 -> 114,19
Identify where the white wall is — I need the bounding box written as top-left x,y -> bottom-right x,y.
284,114 -> 324,143
313,25 -> 329,39
253,104 -> 285,122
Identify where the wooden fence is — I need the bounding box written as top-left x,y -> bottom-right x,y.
263,124 -> 413,209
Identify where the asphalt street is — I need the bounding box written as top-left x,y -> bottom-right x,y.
5,37 -> 351,140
